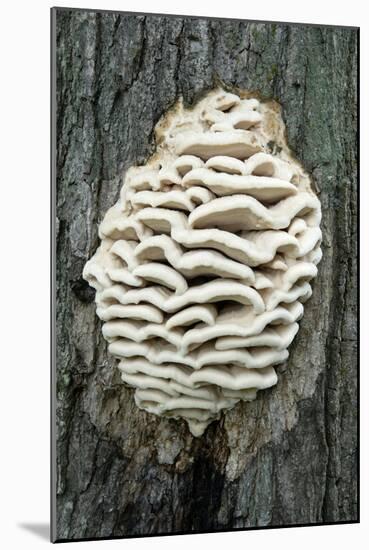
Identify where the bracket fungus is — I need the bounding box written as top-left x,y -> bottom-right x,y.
83,89 -> 322,437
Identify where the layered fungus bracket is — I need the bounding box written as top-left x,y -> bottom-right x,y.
83,89 -> 322,437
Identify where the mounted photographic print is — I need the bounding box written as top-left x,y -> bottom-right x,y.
51,6 -> 359,542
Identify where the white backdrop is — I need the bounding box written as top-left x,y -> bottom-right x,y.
0,0 -> 365,548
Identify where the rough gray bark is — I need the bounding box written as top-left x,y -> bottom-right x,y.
53,8 -> 358,541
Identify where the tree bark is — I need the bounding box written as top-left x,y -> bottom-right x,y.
53,8 -> 358,541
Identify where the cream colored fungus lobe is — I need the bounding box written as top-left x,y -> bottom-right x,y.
83,88 -> 322,437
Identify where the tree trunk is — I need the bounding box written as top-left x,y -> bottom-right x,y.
52,8 -> 358,541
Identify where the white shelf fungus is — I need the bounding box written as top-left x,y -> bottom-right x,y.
83,89 -> 322,437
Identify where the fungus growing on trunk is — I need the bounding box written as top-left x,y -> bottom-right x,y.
83,89 -> 322,437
